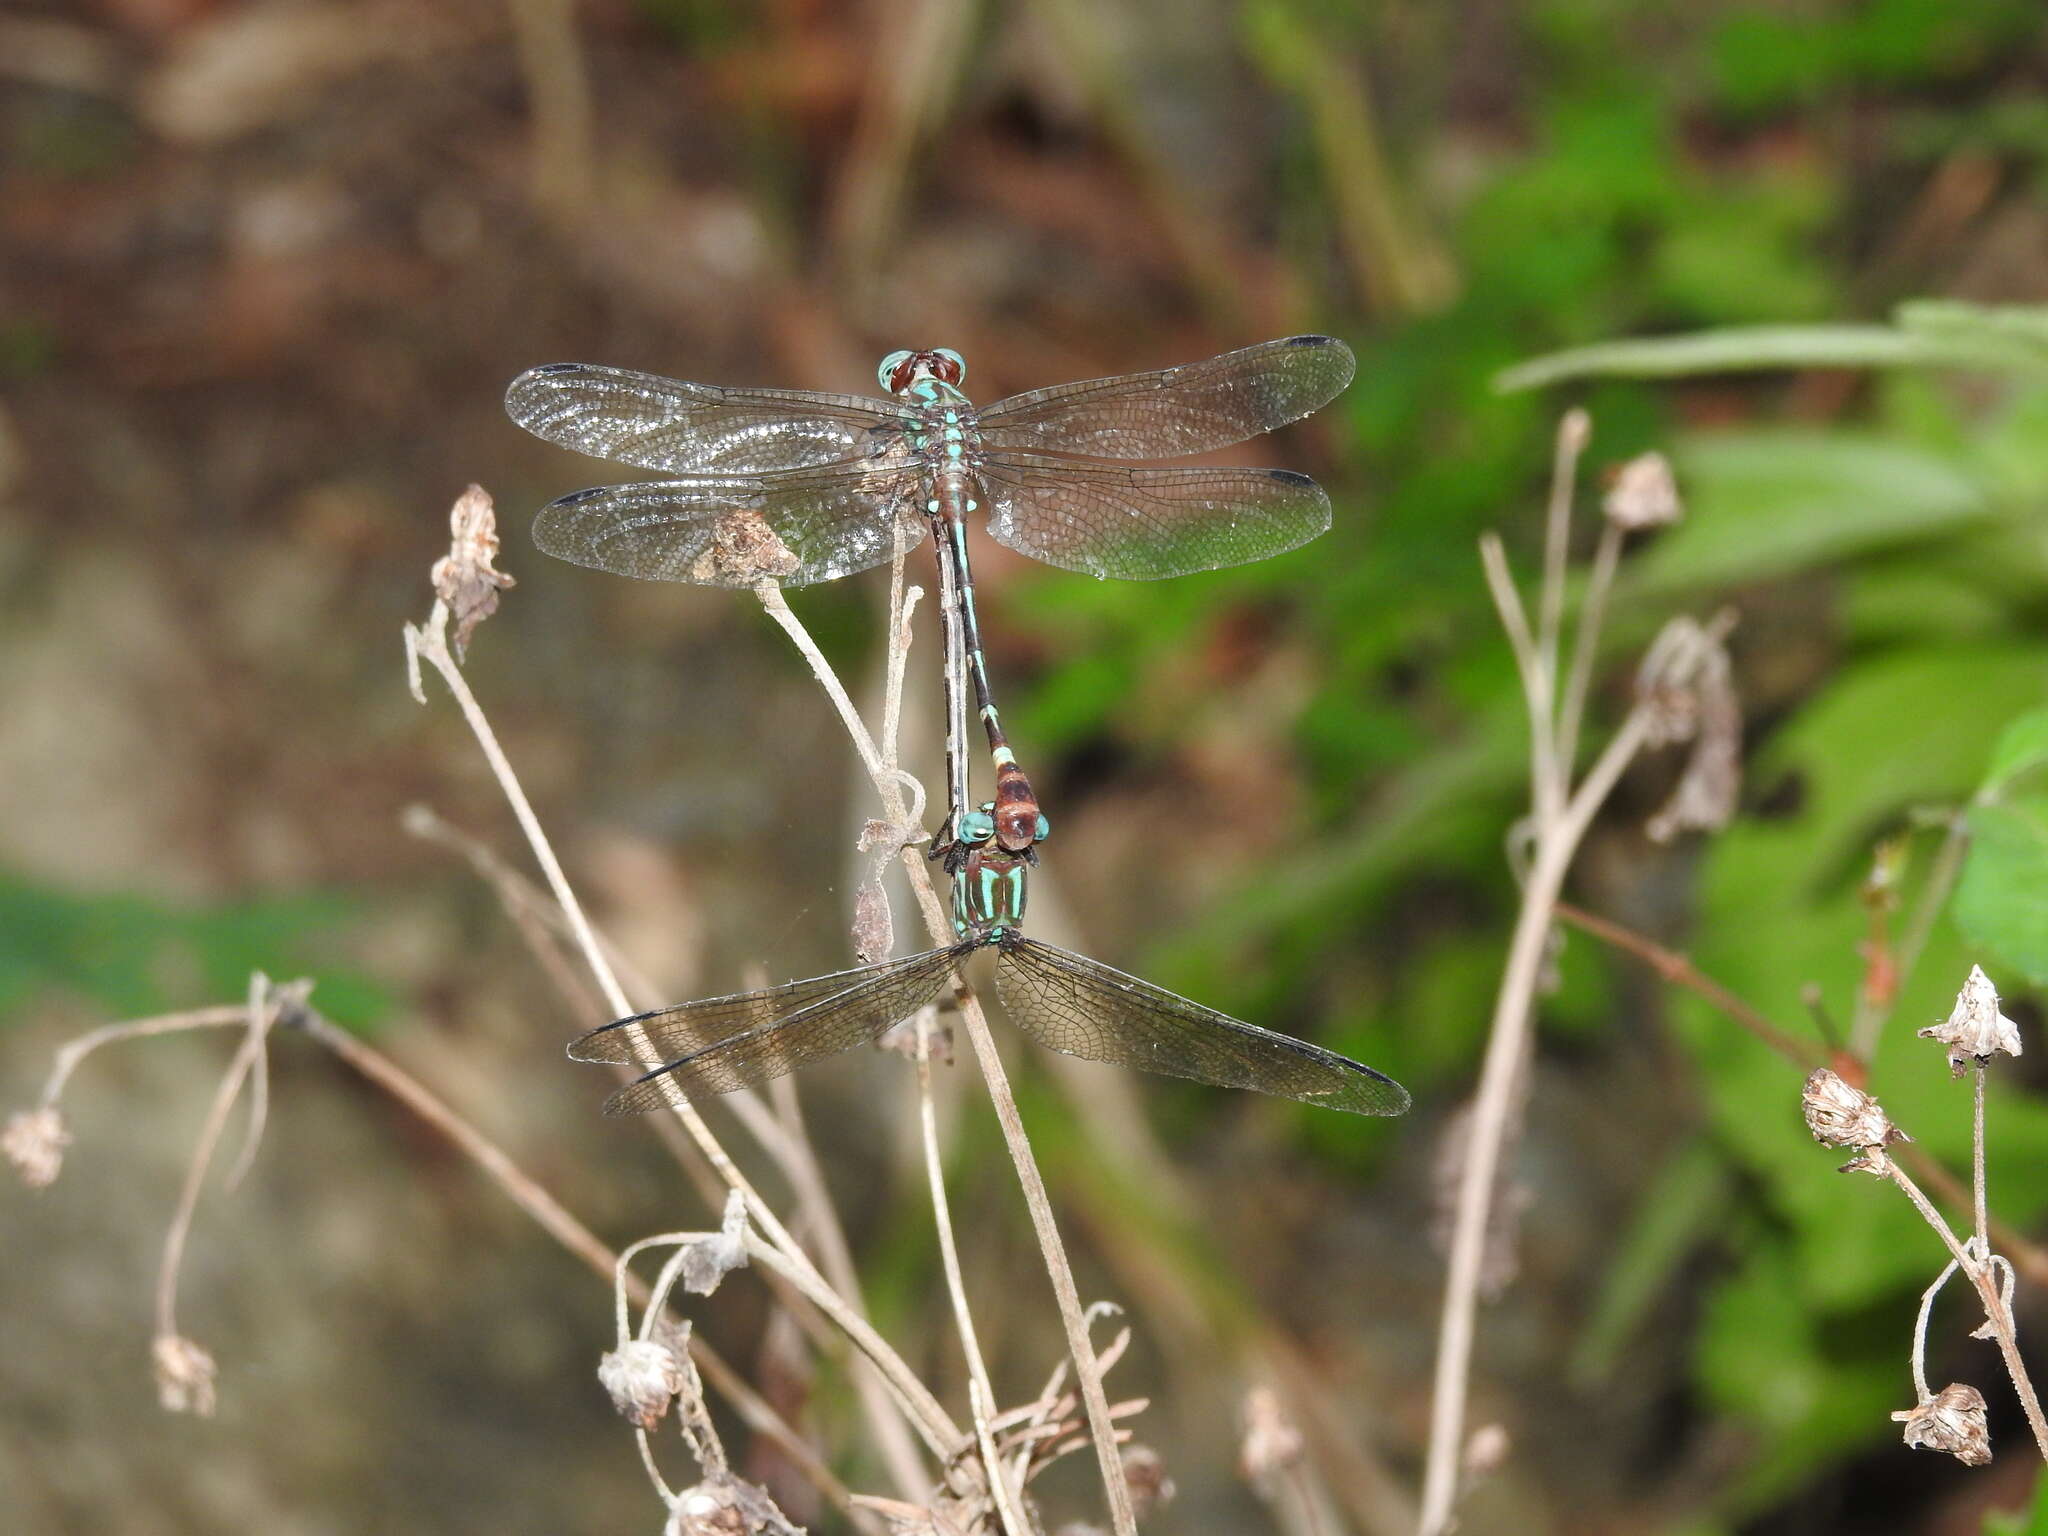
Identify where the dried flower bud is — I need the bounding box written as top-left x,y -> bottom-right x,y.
1634,613 -> 1744,842
429,484 -> 515,660
4,1107 -> 69,1188
878,1004 -> 951,1065
1919,966 -> 2023,1076
682,1190 -> 750,1296
1802,1069 -> 1910,1157
1121,1444 -> 1175,1520
1464,1422 -> 1511,1478
665,1477 -> 804,1536
1892,1383 -> 1991,1466
599,1339 -> 687,1429
1603,452 -> 1683,531
153,1333 -> 218,1416
1240,1386 -> 1305,1488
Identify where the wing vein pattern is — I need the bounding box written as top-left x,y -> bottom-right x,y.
993,938 -> 1408,1115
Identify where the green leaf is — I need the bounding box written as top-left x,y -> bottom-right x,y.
1955,796 -> 2048,985
1495,324 -> 2046,391
1633,431 -> 1990,594
1978,708 -> 2048,800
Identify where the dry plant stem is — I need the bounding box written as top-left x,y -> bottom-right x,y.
744,1234 -> 962,1459
37,1006 -> 247,1105
406,606 -> 809,1271
759,562 -> 936,1499
918,1036 -> 1029,1536
1534,416 -> 1585,706
1974,1065 -> 1989,1259
1417,710 -> 1653,1536
1556,522 -> 1623,776
1553,902 -> 2048,1285
763,1074 -> 933,1503
1881,1159 -> 2048,1459
1552,902 -> 1821,1070
297,1011 -> 858,1517
753,584 -> 1139,1536
900,848 -> 1141,1536
1480,535 -> 1561,826
154,980 -> 279,1340
1910,1260 -> 1957,1401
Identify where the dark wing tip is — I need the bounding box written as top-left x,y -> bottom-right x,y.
548,485 -> 611,509
535,362 -> 589,375
1284,333 -> 1339,347
1359,1070 -> 1411,1116
1267,469 -> 1316,487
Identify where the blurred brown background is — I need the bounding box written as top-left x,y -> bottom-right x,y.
7,1 -> 2048,1532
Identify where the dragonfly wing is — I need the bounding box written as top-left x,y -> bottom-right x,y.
533,465 -> 925,588
507,363 -> 915,475
973,335 -> 1354,459
994,938 -> 1409,1116
978,456 -> 1331,579
585,947 -> 964,1112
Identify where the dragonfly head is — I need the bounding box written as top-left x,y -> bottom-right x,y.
879,348 -> 967,399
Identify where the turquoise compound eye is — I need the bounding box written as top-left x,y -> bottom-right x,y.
1033,814 -> 1050,842
877,350 -> 914,391
934,347 -> 965,383
959,809 -> 996,843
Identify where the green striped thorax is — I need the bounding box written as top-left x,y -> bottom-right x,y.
952,840 -> 1029,940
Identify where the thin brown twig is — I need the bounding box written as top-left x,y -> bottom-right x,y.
1881,1157 -> 2048,1459
154,977 -> 290,1343
1553,902 -> 1820,1070
406,604 -> 815,1275
757,585 -> 1140,1536
1554,900 -> 2048,1286
918,1026 -> 1029,1536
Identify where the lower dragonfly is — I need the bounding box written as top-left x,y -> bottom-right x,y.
505,335 -> 1355,866
570,833 -> 1409,1118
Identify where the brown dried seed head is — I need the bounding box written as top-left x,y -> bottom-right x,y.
682,1191 -> 751,1296
1802,1069 -> 1907,1152
1240,1386 -> 1305,1486
599,1339 -> 687,1429
3,1107 -> 70,1188
1892,1383 -> 1991,1466
429,484 -> 516,660
1121,1444 -> 1176,1520
153,1333 -> 218,1417
1919,965 -> 2023,1076
1603,451 -> 1683,531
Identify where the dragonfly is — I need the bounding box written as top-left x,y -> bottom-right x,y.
569,836 -> 1409,1118
504,335 -> 1356,865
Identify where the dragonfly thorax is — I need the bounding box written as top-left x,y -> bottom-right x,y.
951,844 -> 1029,941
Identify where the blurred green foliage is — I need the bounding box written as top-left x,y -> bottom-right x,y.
0,873 -> 387,1030
1003,0 -> 2048,1518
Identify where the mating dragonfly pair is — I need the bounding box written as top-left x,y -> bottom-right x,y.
507,336 -> 1407,1118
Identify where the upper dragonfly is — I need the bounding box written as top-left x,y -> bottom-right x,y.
505,335 -> 1356,863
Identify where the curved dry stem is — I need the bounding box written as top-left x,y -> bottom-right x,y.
39,1005 -> 249,1108
757,582 -> 1139,1536
406,606 -> 813,1274
154,977 -> 289,1343
919,1032 -> 1029,1536
1418,707 -> 1652,1536
1883,1159 -> 2048,1459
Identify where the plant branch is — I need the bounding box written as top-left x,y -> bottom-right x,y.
756,583 -> 1139,1536
1417,695 -> 1651,1536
